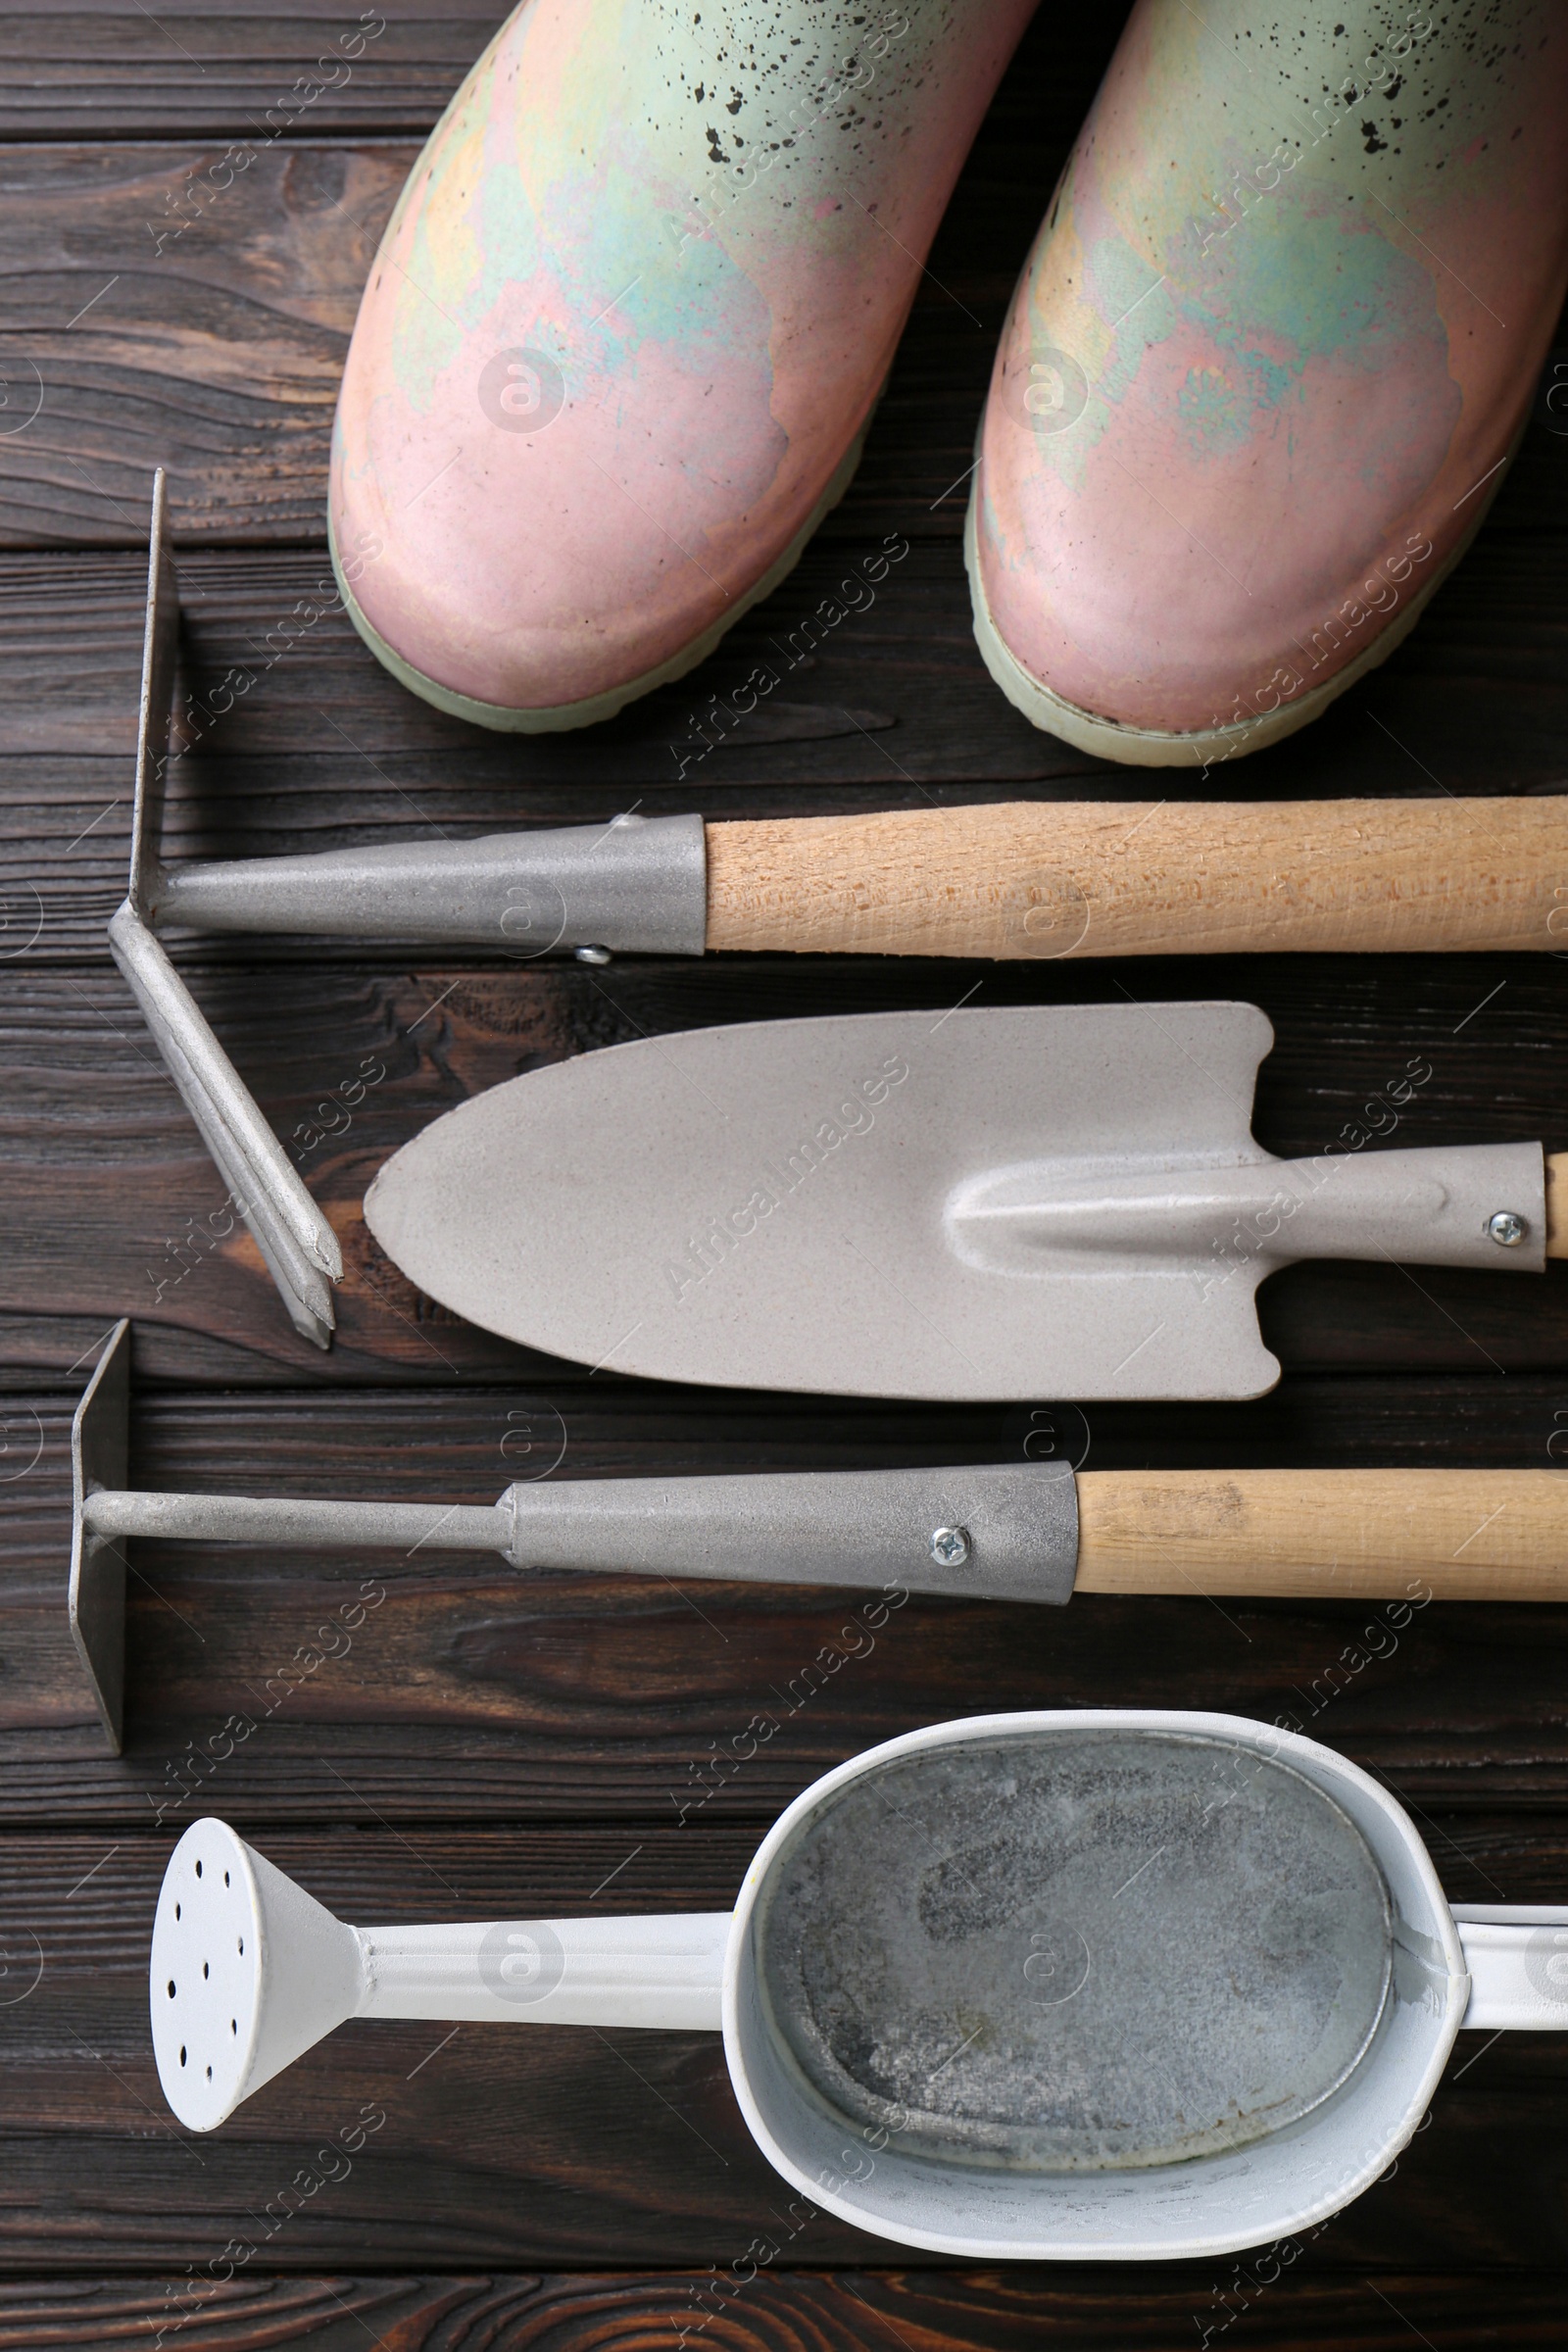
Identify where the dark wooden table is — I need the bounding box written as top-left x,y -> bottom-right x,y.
2,4 -> 1567,2345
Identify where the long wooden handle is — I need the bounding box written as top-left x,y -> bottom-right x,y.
1075,1470 -> 1568,1601
1550,1155 -> 1568,1256
706,801 -> 1568,957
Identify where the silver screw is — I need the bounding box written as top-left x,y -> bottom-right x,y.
930,1525 -> 970,1568
574,944 -> 612,966
1488,1210 -> 1528,1248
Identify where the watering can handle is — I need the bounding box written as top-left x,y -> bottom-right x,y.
1454,1911 -> 1568,2030
1074,1469 -> 1568,1601
706,801 -> 1568,958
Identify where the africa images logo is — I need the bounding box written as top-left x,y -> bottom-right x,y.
1017,345 -> 1088,435
477,1921 -> 566,2004
478,347 -> 566,433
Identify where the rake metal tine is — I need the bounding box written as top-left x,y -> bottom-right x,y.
112,474 -> 706,1341
109,908 -> 339,1347
126,467 -> 178,919
115,473 -> 337,1343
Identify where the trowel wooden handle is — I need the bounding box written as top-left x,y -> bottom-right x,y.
706,801 -> 1568,957
1075,1470 -> 1568,1601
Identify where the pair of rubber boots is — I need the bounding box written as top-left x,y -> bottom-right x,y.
330,0 -> 1568,768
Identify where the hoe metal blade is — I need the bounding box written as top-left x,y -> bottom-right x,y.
70,1319 -> 132,1752
363,1001 -> 1545,1402
65,1320 -> 1082,1745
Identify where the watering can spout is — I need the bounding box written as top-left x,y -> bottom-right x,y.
151,1820 -> 729,2132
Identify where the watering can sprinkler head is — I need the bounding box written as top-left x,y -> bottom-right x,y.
151,1819 -> 364,2132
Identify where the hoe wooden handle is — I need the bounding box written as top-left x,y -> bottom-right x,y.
1075,1469 -> 1568,1601
707,800 -> 1568,958
1549,1155 -> 1568,1257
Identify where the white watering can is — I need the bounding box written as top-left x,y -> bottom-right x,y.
151,1710 -> 1568,2261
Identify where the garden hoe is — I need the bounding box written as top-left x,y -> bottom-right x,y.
71,1321 -> 1568,1753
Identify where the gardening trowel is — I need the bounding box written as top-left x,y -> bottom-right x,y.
365,1002 -> 1567,1401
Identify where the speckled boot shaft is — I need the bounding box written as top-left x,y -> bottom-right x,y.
967,0 -> 1568,766
330,0 -> 1038,730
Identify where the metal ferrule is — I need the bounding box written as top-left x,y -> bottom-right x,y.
502,1462 -> 1080,1604
153,810 -> 709,955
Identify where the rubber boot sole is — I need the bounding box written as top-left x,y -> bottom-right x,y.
962,434 -> 1521,770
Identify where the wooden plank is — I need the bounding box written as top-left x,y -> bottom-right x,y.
0,1826 -> 1566,2268
3,5 -> 1567,2303
0,7 -> 504,142
6,1373 -> 1568,1809
0,139 -> 404,547
0,2271 -> 1566,2349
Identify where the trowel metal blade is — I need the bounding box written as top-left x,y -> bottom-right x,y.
364,1003 -> 1282,1401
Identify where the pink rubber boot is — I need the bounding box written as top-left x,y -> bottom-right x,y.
331,0 -> 1037,731
968,1 -> 1568,766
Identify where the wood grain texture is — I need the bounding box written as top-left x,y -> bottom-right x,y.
1075,1468 -> 1568,1600
706,799 -> 1568,957
0,139 -> 405,546
3,2271 -> 1568,2349
1549,1154 -> 1568,1255
0,7 -> 504,141
3,0 -> 1568,2309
